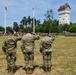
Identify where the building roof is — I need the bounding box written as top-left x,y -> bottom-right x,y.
58,3 -> 71,11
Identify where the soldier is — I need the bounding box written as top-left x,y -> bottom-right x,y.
21,28 -> 39,74
40,33 -> 54,72
2,30 -> 21,73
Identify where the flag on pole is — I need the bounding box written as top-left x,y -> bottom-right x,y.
5,6 -> 7,11
32,8 -> 35,17
32,8 -> 34,10
32,8 -> 35,33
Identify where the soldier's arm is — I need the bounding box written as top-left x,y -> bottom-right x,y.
50,38 -> 54,44
16,36 -> 22,41
40,41 -> 43,53
2,40 -> 7,54
21,44 -> 26,54
33,34 -> 40,40
21,38 -> 26,54
32,32 -> 40,40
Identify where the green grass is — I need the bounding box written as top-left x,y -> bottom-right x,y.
0,35 -> 76,75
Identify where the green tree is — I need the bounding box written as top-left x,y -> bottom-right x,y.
35,26 -> 40,33
62,24 -> 69,31
27,16 -> 31,26
6,26 -> 12,31
67,24 -> 76,33
24,26 -> 33,32
36,19 -> 41,26
20,16 -> 27,27
50,19 -> 59,33
0,26 -> 4,31
13,22 -> 19,32
19,24 -> 24,31
58,25 -> 63,33
44,9 -> 53,33
43,20 -> 50,33
39,25 -> 43,32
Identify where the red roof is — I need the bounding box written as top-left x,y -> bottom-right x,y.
58,3 -> 71,11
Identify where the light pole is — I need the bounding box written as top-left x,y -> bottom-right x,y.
4,6 -> 7,34
32,8 -> 35,33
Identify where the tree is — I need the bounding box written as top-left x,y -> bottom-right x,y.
58,25 -> 63,33
0,26 -> 5,31
35,26 -> 40,33
6,26 -> 12,31
19,24 -> 24,31
27,16 -> 31,26
39,25 -> 43,33
13,22 -> 19,32
43,20 -> 50,33
36,19 -> 41,26
62,24 -> 69,31
67,24 -> 76,33
20,16 -> 27,27
44,9 -> 54,33
50,19 -> 59,33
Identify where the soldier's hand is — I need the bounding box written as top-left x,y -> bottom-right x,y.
4,52 -> 6,55
32,32 -> 36,35
23,50 -> 26,54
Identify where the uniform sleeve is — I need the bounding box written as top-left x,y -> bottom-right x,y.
21,36 -> 24,43
15,36 -> 22,41
33,35 -> 40,40
2,39 -> 7,53
21,36 -> 26,53
51,38 -> 54,43
40,39 -> 44,53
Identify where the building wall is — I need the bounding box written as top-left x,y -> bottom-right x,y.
58,7 -> 70,25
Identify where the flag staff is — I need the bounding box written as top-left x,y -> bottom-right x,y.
4,6 -> 7,34
32,8 -> 35,33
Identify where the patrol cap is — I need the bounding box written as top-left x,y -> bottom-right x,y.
45,33 -> 49,36
26,28 -> 32,33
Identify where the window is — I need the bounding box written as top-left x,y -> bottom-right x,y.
63,18 -> 65,20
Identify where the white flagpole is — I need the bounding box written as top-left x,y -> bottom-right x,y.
32,8 -> 35,33
4,6 -> 6,34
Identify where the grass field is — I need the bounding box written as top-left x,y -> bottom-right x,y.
0,35 -> 76,75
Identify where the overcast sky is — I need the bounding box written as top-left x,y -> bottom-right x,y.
0,0 -> 76,27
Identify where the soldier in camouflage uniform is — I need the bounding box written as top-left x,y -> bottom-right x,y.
40,33 -> 54,72
2,30 -> 21,73
21,28 -> 39,74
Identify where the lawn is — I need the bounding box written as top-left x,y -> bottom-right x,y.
0,35 -> 76,75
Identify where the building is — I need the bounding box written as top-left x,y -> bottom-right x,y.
58,3 -> 71,25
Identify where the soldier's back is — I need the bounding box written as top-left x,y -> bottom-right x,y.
42,36 -> 52,44
22,33 -> 34,42
4,36 -> 17,53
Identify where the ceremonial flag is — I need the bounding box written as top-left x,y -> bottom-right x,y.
5,6 -> 7,11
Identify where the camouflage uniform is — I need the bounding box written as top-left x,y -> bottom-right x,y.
21,33 -> 39,70
40,35 -> 53,72
2,35 -> 18,71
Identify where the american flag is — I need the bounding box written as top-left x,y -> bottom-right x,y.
32,8 -> 34,10
5,6 -> 7,11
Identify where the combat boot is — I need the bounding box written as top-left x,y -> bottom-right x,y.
29,68 -> 33,74
47,67 -> 51,72
26,68 -> 30,74
10,68 -> 14,74
44,67 -> 48,72
8,68 -> 13,74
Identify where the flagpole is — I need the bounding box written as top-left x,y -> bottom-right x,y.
4,6 -> 6,34
32,8 -> 35,33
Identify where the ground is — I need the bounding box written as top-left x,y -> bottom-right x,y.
0,35 -> 76,75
